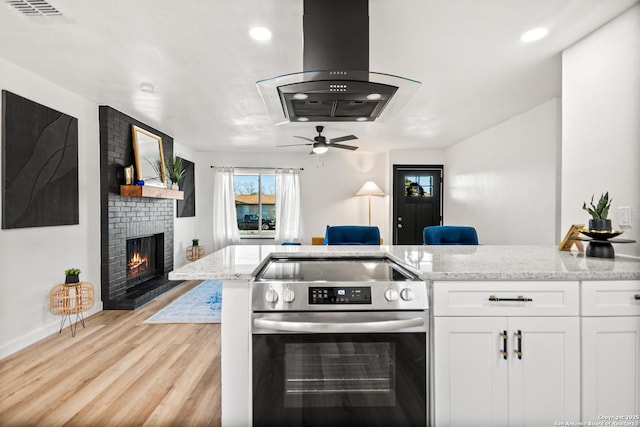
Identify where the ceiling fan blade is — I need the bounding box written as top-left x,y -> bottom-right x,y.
328,135 -> 358,143
329,143 -> 359,151
277,143 -> 313,147
293,136 -> 316,143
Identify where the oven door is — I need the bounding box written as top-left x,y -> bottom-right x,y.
252,311 -> 428,427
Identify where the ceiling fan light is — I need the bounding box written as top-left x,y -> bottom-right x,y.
297,117 -> 309,122
366,93 -> 382,100
312,145 -> 329,154
293,93 -> 308,100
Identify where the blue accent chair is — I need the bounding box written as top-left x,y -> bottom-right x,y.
423,226 -> 479,245
325,225 -> 381,245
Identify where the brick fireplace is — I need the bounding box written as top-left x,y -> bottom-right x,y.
99,106 -> 181,309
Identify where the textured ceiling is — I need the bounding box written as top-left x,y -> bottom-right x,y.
0,0 -> 637,152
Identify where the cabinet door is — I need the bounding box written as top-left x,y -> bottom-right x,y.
507,317 -> 580,427
434,317 -> 509,427
582,316 -> 640,422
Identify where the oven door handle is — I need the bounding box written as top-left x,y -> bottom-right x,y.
253,316 -> 425,333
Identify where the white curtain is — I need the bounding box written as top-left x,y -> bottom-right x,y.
274,169 -> 301,243
212,167 -> 240,251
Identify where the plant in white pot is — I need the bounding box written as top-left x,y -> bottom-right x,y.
166,155 -> 186,190
582,192 -> 612,231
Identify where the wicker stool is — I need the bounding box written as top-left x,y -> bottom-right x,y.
49,282 -> 94,336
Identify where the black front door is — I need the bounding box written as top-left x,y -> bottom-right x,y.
393,165 -> 443,245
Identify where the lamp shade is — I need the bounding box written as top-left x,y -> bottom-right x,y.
356,181 -> 385,196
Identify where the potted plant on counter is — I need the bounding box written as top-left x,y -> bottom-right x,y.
582,192 -> 612,231
65,268 -> 81,284
166,155 -> 186,190
192,238 -> 199,246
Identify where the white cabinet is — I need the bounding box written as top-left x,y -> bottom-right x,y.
581,280 -> 640,422
433,281 -> 581,427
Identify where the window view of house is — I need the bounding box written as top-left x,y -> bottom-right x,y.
234,172 -> 276,236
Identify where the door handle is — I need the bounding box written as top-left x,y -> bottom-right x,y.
253,317 -> 425,334
514,330 -> 522,360
489,295 -> 533,302
499,330 -> 508,360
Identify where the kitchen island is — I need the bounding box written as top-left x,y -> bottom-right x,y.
169,245 -> 640,426
169,244 -> 640,282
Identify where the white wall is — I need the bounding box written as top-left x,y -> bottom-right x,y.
190,149 -> 389,248
389,149 -> 447,167
562,5 -> 640,258
173,142 -> 200,268
443,99 -> 561,245
0,57 -> 102,358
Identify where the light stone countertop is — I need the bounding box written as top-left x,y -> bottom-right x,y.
168,245 -> 640,282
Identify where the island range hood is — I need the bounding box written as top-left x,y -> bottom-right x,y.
257,0 -> 421,124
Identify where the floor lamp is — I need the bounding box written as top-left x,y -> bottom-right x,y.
356,181 -> 385,226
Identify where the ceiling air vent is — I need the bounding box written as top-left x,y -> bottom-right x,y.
6,0 -> 62,16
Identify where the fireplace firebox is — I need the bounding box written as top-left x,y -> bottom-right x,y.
126,234 -> 164,287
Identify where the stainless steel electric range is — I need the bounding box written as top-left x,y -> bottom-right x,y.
251,255 -> 429,427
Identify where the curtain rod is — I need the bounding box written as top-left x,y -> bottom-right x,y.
210,166 -> 304,171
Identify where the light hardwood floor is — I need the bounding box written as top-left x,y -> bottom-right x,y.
0,280 -> 221,427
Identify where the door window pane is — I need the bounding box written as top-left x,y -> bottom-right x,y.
404,175 -> 433,197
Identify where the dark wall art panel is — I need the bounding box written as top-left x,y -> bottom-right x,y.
2,90 -> 79,229
177,157 -> 195,218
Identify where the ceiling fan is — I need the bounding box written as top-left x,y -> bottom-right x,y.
278,126 -> 358,154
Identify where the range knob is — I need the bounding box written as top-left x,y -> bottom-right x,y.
265,287 -> 279,303
384,288 -> 399,302
400,288 -> 414,301
283,288 -> 295,303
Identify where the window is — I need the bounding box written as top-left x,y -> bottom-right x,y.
234,171 -> 276,236
404,174 -> 433,197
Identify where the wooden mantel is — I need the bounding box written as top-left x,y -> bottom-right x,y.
120,185 -> 184,200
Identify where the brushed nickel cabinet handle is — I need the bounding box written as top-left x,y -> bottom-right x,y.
489,295 -> 533,302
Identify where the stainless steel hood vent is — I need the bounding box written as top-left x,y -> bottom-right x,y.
257,0 -> 420,124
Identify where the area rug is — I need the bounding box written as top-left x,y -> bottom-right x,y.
144,280 -> 222,323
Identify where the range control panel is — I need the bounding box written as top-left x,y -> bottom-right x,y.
309,287 -> 371,304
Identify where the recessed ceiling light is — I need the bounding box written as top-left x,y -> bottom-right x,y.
356,117 -> 368,122
140,83 -> 154,93
250,27 -> 272,41
366,93 -> 382,100
293,93 -> 308,100
520,27 -> 548,43
297,117 -> 309,122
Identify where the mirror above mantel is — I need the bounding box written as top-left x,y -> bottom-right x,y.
131,125 -> 167,188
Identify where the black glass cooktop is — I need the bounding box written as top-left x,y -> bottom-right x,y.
254,257 -> 417,282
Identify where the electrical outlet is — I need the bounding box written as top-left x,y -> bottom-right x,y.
618,206 -> 632,227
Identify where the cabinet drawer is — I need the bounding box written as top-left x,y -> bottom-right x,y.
432,281 -> 579,316
581,280 -> 640,316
